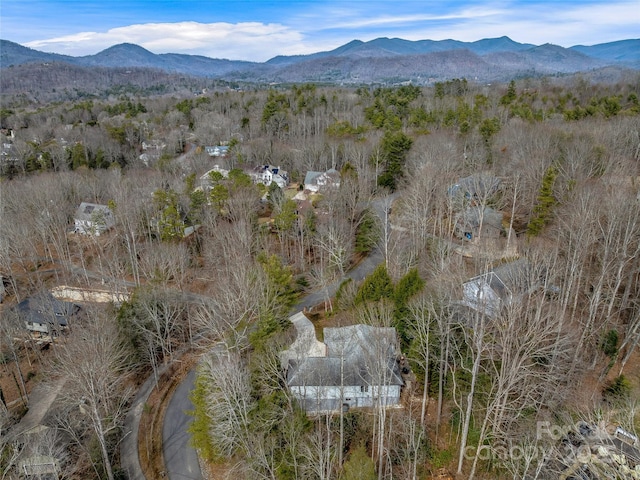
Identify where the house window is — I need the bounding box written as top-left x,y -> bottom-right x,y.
360,385 -> 369,393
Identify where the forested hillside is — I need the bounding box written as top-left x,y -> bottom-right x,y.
2,36 -> 639,89
1,73 -> 639,479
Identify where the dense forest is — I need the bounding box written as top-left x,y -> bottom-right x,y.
1,73 -> 639,479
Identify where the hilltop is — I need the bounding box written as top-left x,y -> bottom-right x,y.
2,36 -> 639,87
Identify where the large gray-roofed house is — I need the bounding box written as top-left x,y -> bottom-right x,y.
304,168 -> 341,193
199,164 -> 230,191
285,321 -> 404,414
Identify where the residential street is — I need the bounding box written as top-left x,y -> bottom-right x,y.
162,368 -> 203,480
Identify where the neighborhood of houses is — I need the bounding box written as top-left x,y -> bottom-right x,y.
3,146 -> 344,345
2,129 -> 640,479
5,151 -> 538,404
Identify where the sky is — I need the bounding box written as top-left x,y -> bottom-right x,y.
1,1 -> 638,62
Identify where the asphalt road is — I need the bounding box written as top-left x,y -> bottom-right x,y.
295,245 -> 383,312
162,368 -> 203,480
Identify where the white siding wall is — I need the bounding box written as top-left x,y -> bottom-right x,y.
291,384 -> 401,412
26,321 -> 49,334
75,219 -> 107,236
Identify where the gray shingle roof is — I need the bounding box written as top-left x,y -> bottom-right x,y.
449,173 -> 501,200
304,171 -> 322,185
462,259 -> 537,318
74,202 -> 113,222
16,291 -> 79,327
457,206 -> 503,230
287,324 -> 403,387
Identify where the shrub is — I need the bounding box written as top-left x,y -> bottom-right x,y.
600,329 -> 618,358
341,445 -> 376,480
527,165 -> 558,237
603,375 -> 632,400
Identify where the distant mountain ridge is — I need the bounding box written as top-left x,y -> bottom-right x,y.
0,40 -> 256,78
1,36 -> 638,85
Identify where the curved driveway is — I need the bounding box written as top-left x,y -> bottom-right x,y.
161,195 -> 392,479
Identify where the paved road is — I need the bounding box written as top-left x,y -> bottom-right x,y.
295,245 -> 383,313
121,373 -> 158,480
162,368 -> 202,480
296,193 -> 394,312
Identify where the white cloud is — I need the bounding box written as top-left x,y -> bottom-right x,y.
326,7 -> 506,30
491,1 -> 640,47
290,2 -> 506,33
329,1 -> 639,47
25,21 -> 308,61
20,1 -> 639,62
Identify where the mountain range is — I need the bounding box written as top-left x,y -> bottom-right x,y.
1,36 -> 639,86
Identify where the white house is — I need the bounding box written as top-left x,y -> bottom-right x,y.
250,165 -> 289,189
283,315 -> 404,414
74,202 -> 115,236
205,145 -> 229,157
304,168 -> 341,193
141,140 -> 166,151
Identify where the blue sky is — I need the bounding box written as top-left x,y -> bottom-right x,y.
1,1 -> 638,62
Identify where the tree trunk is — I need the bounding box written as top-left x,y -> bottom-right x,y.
93,404 -> 115,480
457,328 -> 482,475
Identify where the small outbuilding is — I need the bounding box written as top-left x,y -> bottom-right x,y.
74,202 -> 114,236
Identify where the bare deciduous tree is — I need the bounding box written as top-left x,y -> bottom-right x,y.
313,215 -> 353,278
48,310 -> 132,480
124,288 -> 187,386
198,347 -> 254,460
